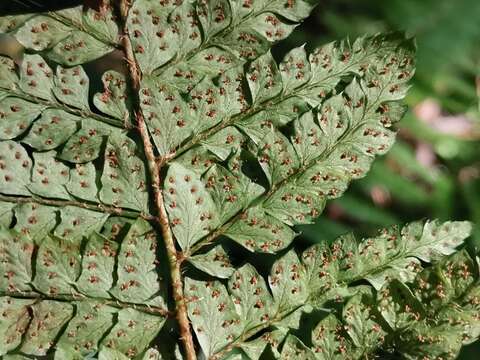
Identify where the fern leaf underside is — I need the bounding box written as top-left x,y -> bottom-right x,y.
0,1 -> 477,359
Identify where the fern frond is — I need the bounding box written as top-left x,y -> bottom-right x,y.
0,1 -> 476,359
162,33 -> 415,255
185,220 -> 472,359
0,218 -> 167,357
282,248 -> 480,359
0,2 -> 120,65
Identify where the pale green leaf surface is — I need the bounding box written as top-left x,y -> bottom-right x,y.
223,207 -> 296,253
196,0 -> 232,39
126,0 -> 183,75
200,127 -> 245,162
54,206 -> 109,241
47,31 -> 113,66
185,278 -> 241,358
66,162 -> 99,203
0,15 -> 32,32
164,163 -> 219,251
203,163 -> 264,224
280,335 -> 316,360
0,97 -> 45,140
13,203 -> 57,244
247,51 -> 283,105
76,233 -> 118,298
189,245 -> 235,279
18,54 -> 54,101
98,348 -> 130,360
54,302 -> 117,359
240,329 -> 286,360
101,216 -> 135,241
0,202 -> 14,227
279,45 -> 311,92
99,308 -> 165,357
377,279 -> 425,331
14,15 -> 70,52
311,314 -> 355,360
229,264 -> 274,333
343,291 -> 386,350
28,151 -> 71,200
20,301 -> 73,356
58,119 -> 118,163
0,141 -> 32,195
99,135 -> 149,212
0,297 -> 35,355
33,235 -> 82,296
110,219 -> 162,304
93,71 -> 131,122
53,65 -> 90,111
6,5 -> 119,65
0,229 -> 33,293
23,109 -> 79,151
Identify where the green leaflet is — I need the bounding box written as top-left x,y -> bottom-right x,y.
186,277 -> 240,358
164,163 -> 220,251
76,233 -> 118,298
0,103 -> 147,213
166,33 -> 415,255
0,141 -> 32,196
53,206 -> 110,241
0,297 -> 165,358
0,217 -> 166,303
0,202 -> 14,227
93,71 -> 132,123
0,97 -> 45,140
53,65 -> 90,111
33,235 -> 82,295
189,245 -> 235,279
20,301 -> 74,356
247,51 -> 283,105
0,297 -> 35,355
186,220 -> 472,358
164,161 -> 284,253
0,52 -> 149,216
140,67 -> 247,156
29,151 -> 71,200
22,109 -> 79,151
0,53 -> 123,128
377,279 -> 425,332
136,0 -> 318,154
110,219 -> 164,305
99,136 -> 149,212
0,228 -> 33,293
2,3 -> 119,65
58,118 -> 117,163
128,0 -> 314,75
222,207 -> 296,253
280,250 -> 480,360
13,203 -> 57,244
54,302 -> 117,359
66,162 -> 99,202
0,216 -> 167,357
99,308 -> 165,357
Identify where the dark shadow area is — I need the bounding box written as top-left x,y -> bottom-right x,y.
0,0 -> 82,15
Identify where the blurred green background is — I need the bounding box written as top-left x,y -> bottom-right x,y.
1,0 -> 479,358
